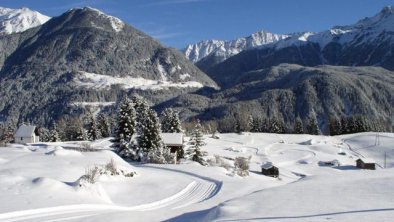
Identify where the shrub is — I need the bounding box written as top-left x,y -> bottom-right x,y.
207,155 -> 232,170
83,166 -> 100,184
105,158 -> 119,176
78,143 -> 98,152
234,156 -> 251,177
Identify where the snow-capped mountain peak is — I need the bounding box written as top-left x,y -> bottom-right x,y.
79,7 -> 124,32
274,5 -> 394,49
0,7 -> 50,35
183,30 -> 290,63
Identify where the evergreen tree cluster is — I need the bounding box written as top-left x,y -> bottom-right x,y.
247,115 -> 319,135
161,108 -> 183,133
329,115 -> 385,135
115,95 -> 177,164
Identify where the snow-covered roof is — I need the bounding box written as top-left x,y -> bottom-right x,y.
14,124 -> 36,137
357,158 -> 376,163
261,162 -> 274,169
161,133 -> 184,146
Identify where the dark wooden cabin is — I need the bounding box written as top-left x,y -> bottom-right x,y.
356,159 -> 376,170
261,162 -> 279,178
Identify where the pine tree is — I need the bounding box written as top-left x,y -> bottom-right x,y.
187,120 -> 206,165
38,127 -> 51,142
161,108 -> 183,133
87,115 -> 101,141
3,125 -> 14,144
235,120 -> 242,134
246,115 -> 254,132
329,117 -> 342,135
341,117 -> 349,134
252,118 -> 261,132
269,117 -> 284,134
307,114 -> 320,135
49,124 -> 60,142
75,125 -> 88,141
97,113 -> 111,138
138,109 -> 169,163
116,98 -> 137,143
293,117 -> 304,134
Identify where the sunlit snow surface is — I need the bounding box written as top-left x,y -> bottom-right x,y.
0,132 -> 394,221
0,7 -> 50,35
73,71 -> 204,90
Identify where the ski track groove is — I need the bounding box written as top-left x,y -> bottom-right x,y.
0,178 -> 220,222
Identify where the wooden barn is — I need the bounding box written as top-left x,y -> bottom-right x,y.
261,162 -> 279,178
161,133 -> 184,161
14,124 -> 40,144
356,158 -> 376,170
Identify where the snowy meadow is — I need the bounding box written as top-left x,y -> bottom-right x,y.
0,132 -> 394,221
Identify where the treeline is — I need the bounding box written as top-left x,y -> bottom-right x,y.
200,114 -> 392,136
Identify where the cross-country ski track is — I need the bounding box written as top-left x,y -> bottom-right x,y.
0,167 -> 222,222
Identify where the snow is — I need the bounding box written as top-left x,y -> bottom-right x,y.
0,132 -> 393,221
82,7 -> 124,32
179,73 -> 190,80
71,101 -> 116,107
73,71 -> 204,90
14,124 -> 36,137
184,30 -> 290,63
161,133 -> 184,146
0,7 -> 50,35
273,6 -> 394,49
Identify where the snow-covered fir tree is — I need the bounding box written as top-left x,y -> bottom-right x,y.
161,108 -> 183,133
97,113 -> 111,138
329,117 -> 342,135
246,115 -> 254,132
307,114 -> 320,135
115,97 -> 137,159
293,117 -> 304,134
251,118 -> 261,132
269,117 -> 284,134
2,125 -> 14,144
49,124 -> 60,142
37,127 -> 51,142
87,115 -> 101,141
138,108 -> 171,163
187,120 -> 207,165
116,98 -> 137,143
75,125 -> 88,141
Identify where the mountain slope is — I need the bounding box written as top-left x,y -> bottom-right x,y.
157,64 -> 394,132
0,7 -> 50,35
203,6 -> 394,88
0,7 -> 217,125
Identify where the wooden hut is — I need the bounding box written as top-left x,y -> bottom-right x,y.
261,162 -> 279,178
161,133 -> 184,161
356,158 -> 376,170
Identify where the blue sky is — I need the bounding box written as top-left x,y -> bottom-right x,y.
0,0 -> 393,48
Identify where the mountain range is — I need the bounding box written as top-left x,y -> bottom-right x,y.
0,6 -> 393,133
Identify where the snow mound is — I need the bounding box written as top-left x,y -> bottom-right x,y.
32,176 -> 113,203
45,146 -> 83,156
300,139 -> 319,145
0,157 -> 7,163
224,147 -> 246,153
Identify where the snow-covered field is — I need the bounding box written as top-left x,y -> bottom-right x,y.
0,132 -> 393,222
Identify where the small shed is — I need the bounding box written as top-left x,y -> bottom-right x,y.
261,162 -> 279,178
356,158 -> 376,170
14,124 -> 40,144
161,133 -> 184,160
